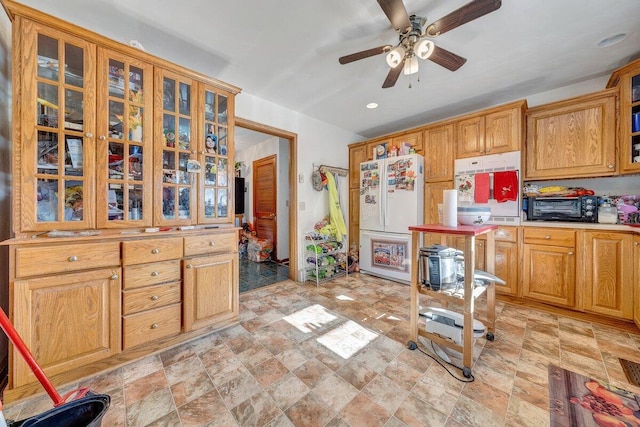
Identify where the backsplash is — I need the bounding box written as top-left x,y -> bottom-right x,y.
523,175 -> 639,197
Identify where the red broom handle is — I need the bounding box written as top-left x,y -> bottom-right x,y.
0,308 -> 63,406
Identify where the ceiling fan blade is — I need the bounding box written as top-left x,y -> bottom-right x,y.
382,59 -> 404,88
426,0 -> 502,37
377,0 -> 411,33
339,45 -> 392,64
428,45 -> 467,71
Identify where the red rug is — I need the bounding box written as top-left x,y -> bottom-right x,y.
548,364 -> 640,426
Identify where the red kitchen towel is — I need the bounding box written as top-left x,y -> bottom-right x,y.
474,173 -> 490,203
494,171 -> 518,203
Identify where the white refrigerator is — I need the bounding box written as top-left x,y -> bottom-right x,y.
359,154 -> 424,284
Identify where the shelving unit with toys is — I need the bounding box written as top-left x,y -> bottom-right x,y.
303,232 -> 347,286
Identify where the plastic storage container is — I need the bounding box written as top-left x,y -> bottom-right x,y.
598,203 -> 618,224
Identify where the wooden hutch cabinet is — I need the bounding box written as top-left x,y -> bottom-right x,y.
2,2 -> 241,401
608,57 -> 640,174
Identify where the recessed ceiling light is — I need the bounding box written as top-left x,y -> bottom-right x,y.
366,103 -> 378,109
597,33 -> 628,48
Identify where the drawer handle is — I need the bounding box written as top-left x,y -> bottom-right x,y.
209,241 -> 215,246
151,323 -> 158,329
68,256 -> 78,262
151,271 -> 159,277
111,273 -> 119,280
186,264 -> 193,269
151,248 -> 160,254
545,235 -> 551,240
151,295 -> 159,301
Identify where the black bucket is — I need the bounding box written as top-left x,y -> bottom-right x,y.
9,393 -> 110,427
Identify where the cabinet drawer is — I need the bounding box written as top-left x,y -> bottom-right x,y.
122,303 -> 181,349
122,282 -> 181,315
184,232 -> 237,256
523,228 -> 575,247
123,260 -> 181,289
15,242 -> 120,278
122,237 -> 184,265
495,226 -> 518,243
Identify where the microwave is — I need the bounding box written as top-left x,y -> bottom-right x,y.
527,196 -> 598,222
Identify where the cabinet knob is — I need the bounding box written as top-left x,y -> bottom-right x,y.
545,235 -> 551,240
635,242 -> 639,246
151,248 -> 160,254
209,241 -> 215,246
151,295 -> 159,301
151,271 -> 159,277
111,273 -> 119,280
151,323 -> 158,329
85,132 -> 93,138
68,255 -> 78,262
568,252 -> 574,255
478,243 -> 483,247
99,135 -> 106,140
186,264 -> 193,269
608,164 -> 614,169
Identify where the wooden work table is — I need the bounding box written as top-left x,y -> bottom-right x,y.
408,223 -> 497,378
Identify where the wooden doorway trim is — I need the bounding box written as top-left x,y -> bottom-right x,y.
235,117 -> 297,281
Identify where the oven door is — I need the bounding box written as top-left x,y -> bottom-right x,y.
528,197 -> 582,221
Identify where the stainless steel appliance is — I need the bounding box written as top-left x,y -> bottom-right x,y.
527,195 -> 598,222
419,245 -> 459,291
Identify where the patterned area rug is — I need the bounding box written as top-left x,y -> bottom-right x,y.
548,364 -> 640,426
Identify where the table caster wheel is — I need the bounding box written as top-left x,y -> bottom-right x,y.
462,367 -> 472,378
486,332 -> 495,341
407,340 -> 417,350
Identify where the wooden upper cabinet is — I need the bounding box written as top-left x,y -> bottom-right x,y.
423,123 -> 454,182
525,89 -> 617,180
349,143 -> 368,188
17,18 -> 97,233
456,101 -> 524,159
392,131 -> 423,155
607,58 -> 640,174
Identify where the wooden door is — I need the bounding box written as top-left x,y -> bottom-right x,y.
253,155 -> 277,259
634,236 -> 640,327
12,268 -> 121,387
455,116 -> 484,158
183,253 -> 238,331
581,231 -> 633,319
349,144 -> 367,189
522,244 -> 575,307
484,107 -> 521,155
423,124 -> 454,182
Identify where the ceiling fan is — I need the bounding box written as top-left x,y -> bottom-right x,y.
339,0 -> 502,88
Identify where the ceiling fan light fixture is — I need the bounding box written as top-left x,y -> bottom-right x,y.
386,46 -> 405,68
404,55 -> 419,75
414,39 -> 434,60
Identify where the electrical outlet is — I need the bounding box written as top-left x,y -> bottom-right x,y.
299,201 -> 306,211
298,174 -> 304,184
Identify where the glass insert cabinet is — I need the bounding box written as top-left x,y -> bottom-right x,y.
17,20 -> 237,235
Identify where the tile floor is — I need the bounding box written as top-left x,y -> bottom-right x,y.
239,259 -> 290,293
5,273 -> 640,426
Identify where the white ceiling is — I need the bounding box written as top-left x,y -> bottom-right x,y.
16,0 -> 640,139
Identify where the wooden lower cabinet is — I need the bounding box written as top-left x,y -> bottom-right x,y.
12,268 -> 121,388
580,231 -> 633,319
634,236 -> 640,328
424,181 -> 453,224
183,252 -> 239,331
521,228 -> 576,307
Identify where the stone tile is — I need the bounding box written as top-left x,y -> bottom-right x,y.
126,388 -> 175,427
393,393 -> 449,427
293,358 -> 334,388
448,394 -> 505,427
159,341 -> 196,367
170,368 -> 215,407
231,390 -> 281,426
504,395 -> 550,427
362,374 -> 409,415
236,344 -> 274,368
460,377 -> 510,417
250,357 -> 290,388
264,412 -> 296,427
284,392 -> 334,427
266,372 -> 310,411
382,359 -> 423,392
218,371 -> 262,409
164,354 -> 205,385
276,347 -> 312,371
339,393 -> 390,427
124,369 -> 169,406
336,358 -> 378,390
311,373 -> 359,414
410,375 -> 459,416
122,355 -> 164,384
178,389 -> 236,427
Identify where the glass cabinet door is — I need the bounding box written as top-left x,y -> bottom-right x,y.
199,83 -> 234,224
155,69 -> 197,225
21,23 -> 95,231
96,49 -> 153,228
629,73 -> 640,170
